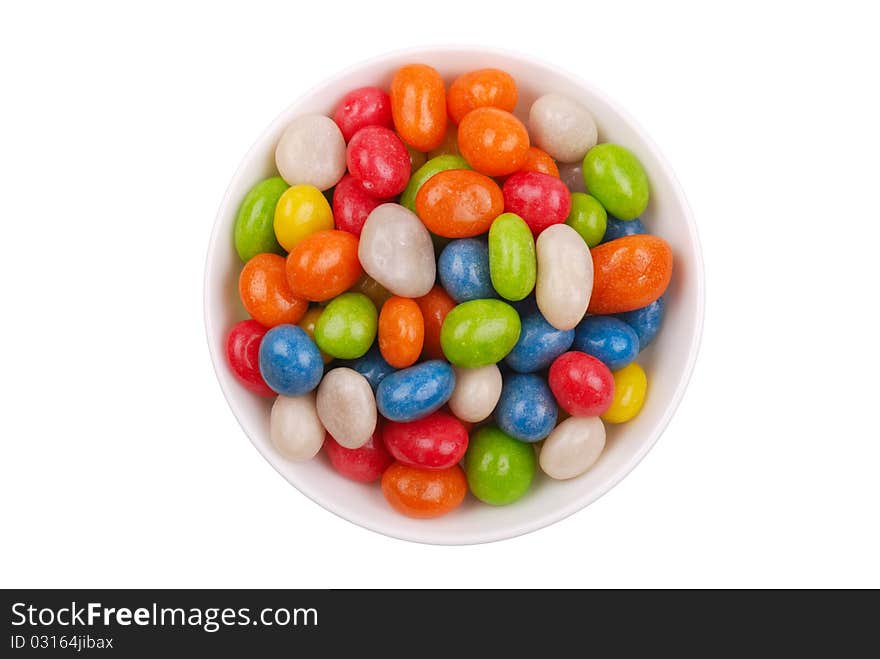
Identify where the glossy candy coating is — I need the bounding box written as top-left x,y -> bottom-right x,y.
458,107 -> 529,177
602,362 -> 647,423
285,229 -> 362,301
270,393 -> 325,462
566,192 -> 607,247
378,296 -> 425,368
297,307 -> 333,363
602,216 -> 646,243
324,429 -> 392,483
548,351 -> 614,417
275,114 -> 346,190
488,212 -> 536,301
415,169 -> 503,238
332,173 -> 384,237
504,311 -> 574,373
258,324 -> 324,396
239,253 -> 308,328
314,292 -> 377,359
589,235 -> 673,314
400,154 -> 471,211
416,286 -> 456,360
226,320 -> 275,396
615,297 -> 665,351
465,425 -> 536,506
572,316 -> 639,371
535,224 -> 593,330
447,68 -> 518,124
273,184 -> 334,252
332,86 -> 393,142
529,93 -> 597,163
440,299 -> 521,367
381,463 -> 467,518
582,144 -> 649,220
517,146 -> 560,178
503,171 -> 572,237
448,364 -> 503,423
438,238 -> 495,302
233,177 -> 287,261
316,367 -> 377,449
346,344 -> 395,390
539,416 -> 606,480
496,373 -> 558,443
346,125 -> 410,198
376,360 -> 455,422
390,64 -> 447,152
382,411 -> 468,470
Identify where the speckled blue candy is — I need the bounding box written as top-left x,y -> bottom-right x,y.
376,360 -> 456,422
496,373 -> 558,443
601,216 -> 646,243
258,324 -> 324,396
572,316 -> 640,371
345,344 -> 396,390
437,239 -> 496,303
504,311 -> 574,373
615,296 -> 665,351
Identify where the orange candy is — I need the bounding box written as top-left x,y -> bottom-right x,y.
415,169 -> 504,238
381,462 -> 467,518
239,253 -> 308,328
447,68 -> 518,125
378,296 -> 425,368
457,107 -> 530,177
589,235 -> 674,314
416,286 -> 456,361
390,64 -> 448,152
518,146 -> 560,178
285,230 -> 363,302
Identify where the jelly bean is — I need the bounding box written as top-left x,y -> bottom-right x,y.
438,238 -> 495,303
314,292 -> 377,360
358,203 -> 436,297
535,224 -> 593,330
602,362 -> 647,423
378,296 -> 425,368
273,184 -> 334,252
297,307 -> 333,363
285,229 -> 362,301
332,86 -> 393,142
376,360 -> 455,422
275,114 -> 346,190
324,428 -> 392,483
548,351 -> 614,417
332,173 -> 383,237
440,299 -> 521,367
582,144 -> 649,220
346,344 -> 395,390
407,145 -> 426,171
589,235 -> 673,314
350,273 -> 393,309
239,253 -> 308,328
529,93 -> 597,163
448,364 -> 502,423
539,416 -> 606,480
503,171 -> 572,237
381,462 -> 466,519
426,125 -> 461,159
557,161 -> 587,193
447,68 -> 518,124
458,107 -> 529,177
270,393 -> 325,462
258,324 -> 324,396
517,146 -> 560,178
233,177 -> 287,261
465,425 -> 536,506
615,297 -> 665,351
316,367 -> 377,449
382,410 -> 468,470
416,285 -> 456,360
346,125 -> 411,198
572,316 -> 639,371
415,169 -> 503,238
488,213 -> 536,302
602,216 -> 645,243
496,373 -> 558,443
566,192 -> 607,247
504,311 -> 574,373
400,154 -> 471,211
226,319 -> 275,396
390,64 -> 447,151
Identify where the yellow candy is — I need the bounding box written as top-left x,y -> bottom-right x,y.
297,307 -> 333,363
601,362 -> 647,424
273,184 -> 333,251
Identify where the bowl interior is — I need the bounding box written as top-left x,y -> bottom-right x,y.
204,46 -> 703,545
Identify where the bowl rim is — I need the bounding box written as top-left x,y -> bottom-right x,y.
203,44 -> 706,545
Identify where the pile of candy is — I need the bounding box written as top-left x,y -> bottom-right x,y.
225,64 -> 672,519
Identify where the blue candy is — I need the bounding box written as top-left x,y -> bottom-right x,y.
437,239 -> 495,303
601,216 -> 646,243
345,344 -> 395,390
376,360 -> 455,422
504,311 -> 574,373
572,316 -> 639,371
615,296 -> 665,351
496,373 -> 557,443
258,325 -> 324,396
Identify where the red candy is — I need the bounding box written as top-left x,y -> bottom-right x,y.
324,429 -> 393,483
333,86 -> 393,142
332,173 -> 384,237
503,171 -> 572,237
346,125 -> 411,198
548,351 -> 615,417
382,411 -> 469,470
225,320 -> 275,397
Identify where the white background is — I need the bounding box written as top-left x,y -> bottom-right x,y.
2,1 -> 878,588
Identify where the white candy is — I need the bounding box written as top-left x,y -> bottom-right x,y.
270,393 -> 325,462
536,224 -> 593,330
448,365 -> 503,423
358,203 -> 436,298
275,114 -> 346,191
316,368 -> 377,449
539,416 -> 606,480
529,93 -> 598,164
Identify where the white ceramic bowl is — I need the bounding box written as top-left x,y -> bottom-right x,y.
204,46 -> 704,545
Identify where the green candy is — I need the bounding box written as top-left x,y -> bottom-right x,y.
400,154 -> 471,211
440,299 -> 521,367
582,144 -> 649,221
565,193 -> 608,247
314,293 -> 377,359
488,213 -> 536,301
465,425 -> 536,505
233,177 -> 288,261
